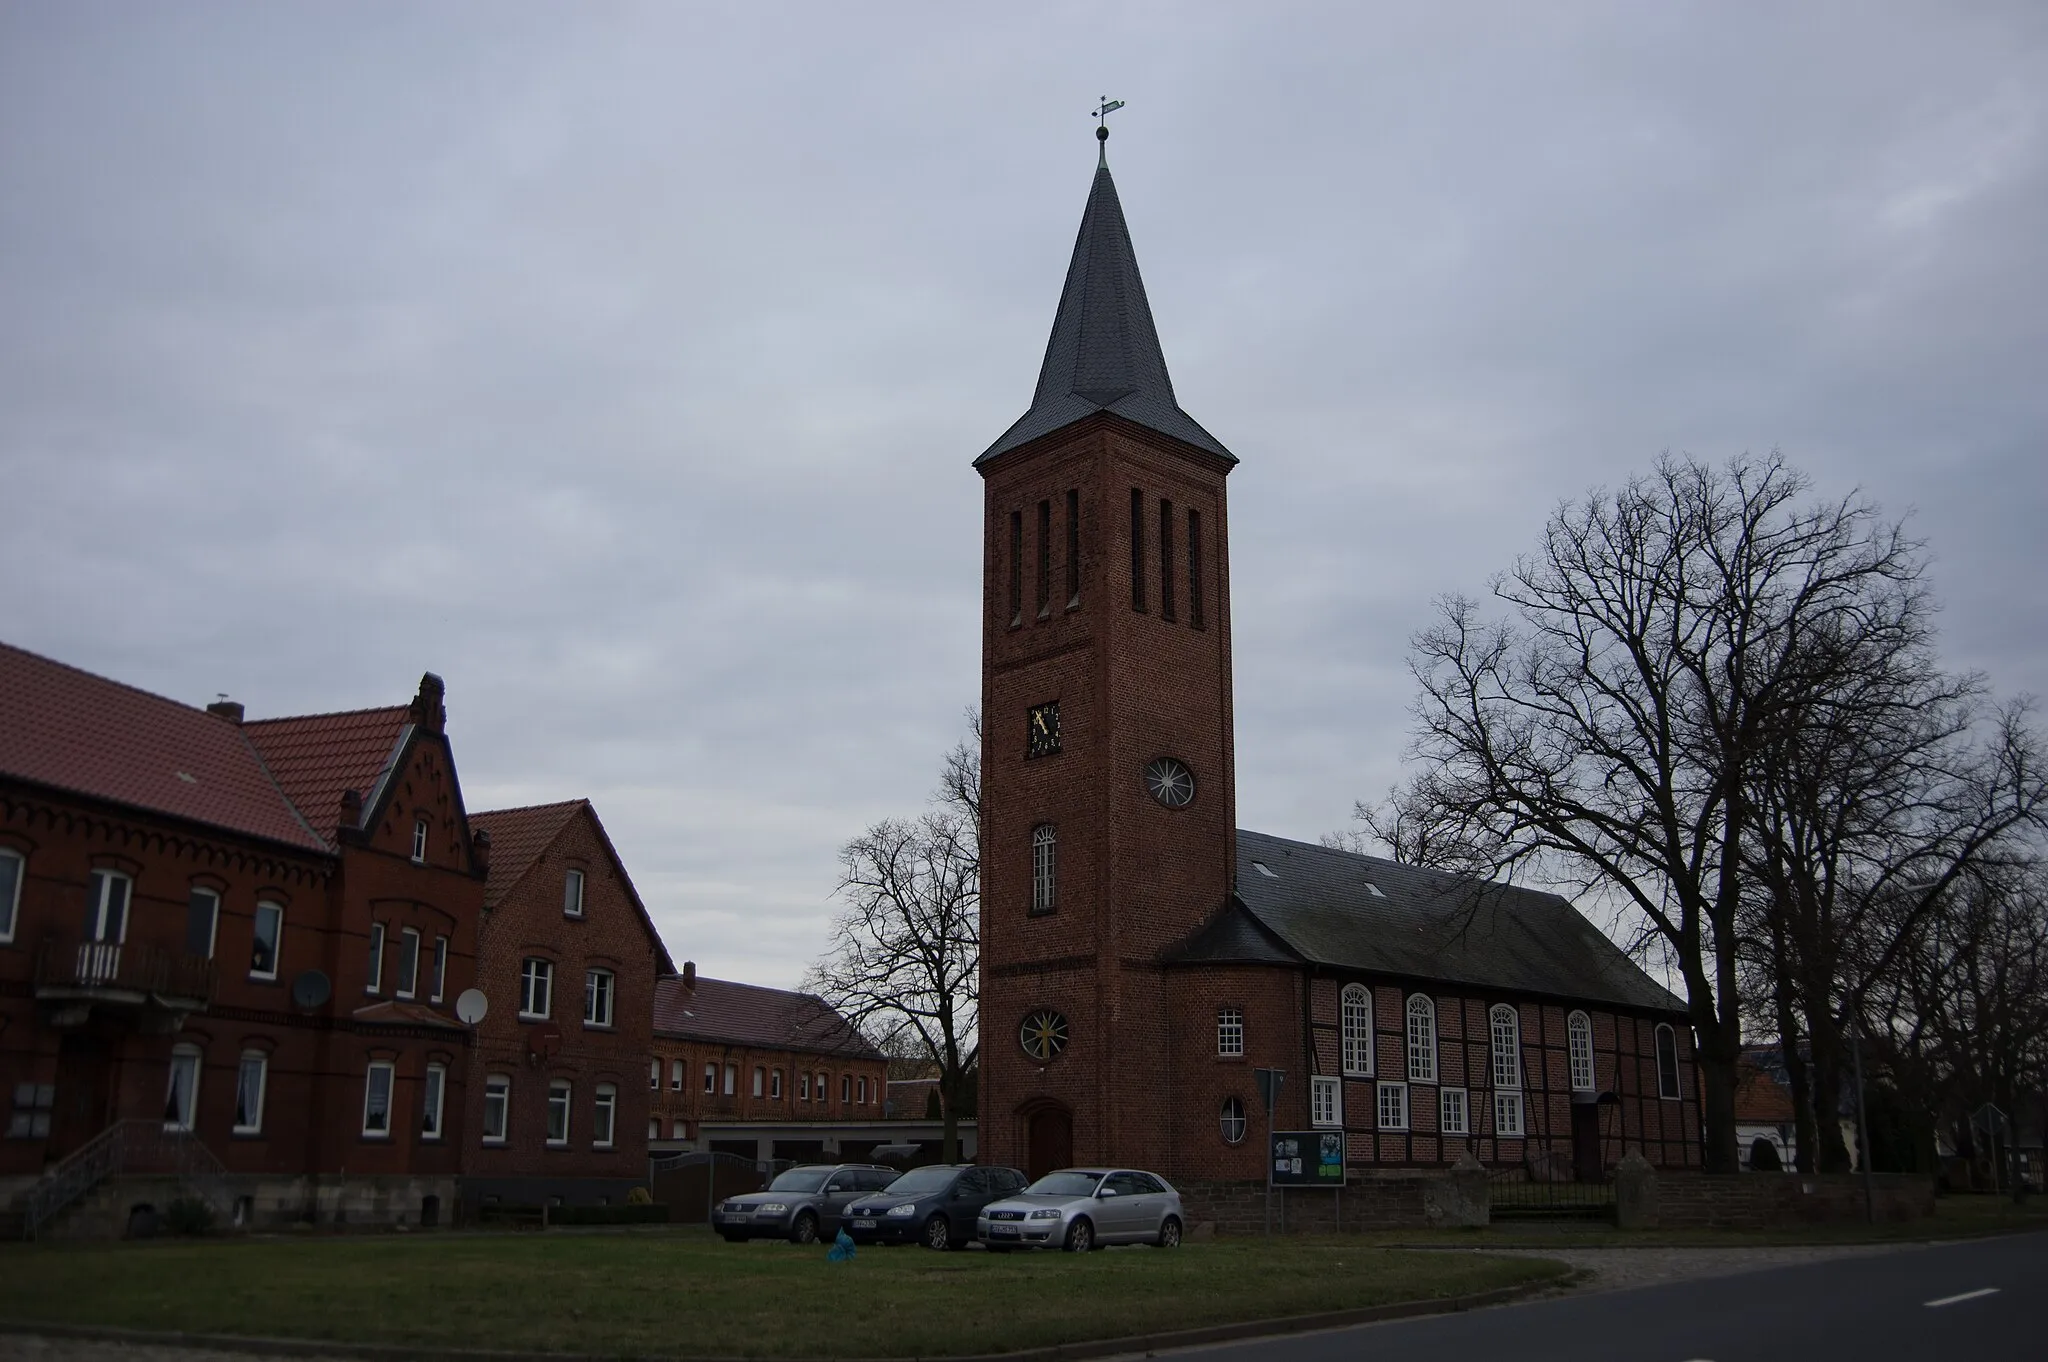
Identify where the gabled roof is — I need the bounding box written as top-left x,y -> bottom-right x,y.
653,974 -> 880,1059
978,155 -> 1233,466
243,706 -> 410,842
469,799 -> 677,976
1173,830 -> 1687,1015
0,641 -> 328,853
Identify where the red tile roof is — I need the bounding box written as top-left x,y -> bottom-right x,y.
0,641 -> 328,853
467,800 -> 584,908
243,706 -> 410,841
1735,1051 -> 1797,1124
654,975 -> 879,1059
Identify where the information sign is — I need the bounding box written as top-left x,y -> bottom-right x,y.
1269,1130 -> 1346,1187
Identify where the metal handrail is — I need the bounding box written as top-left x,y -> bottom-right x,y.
22,1119 -> 235,1240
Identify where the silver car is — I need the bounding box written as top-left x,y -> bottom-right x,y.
976,1167 -> 1185,1252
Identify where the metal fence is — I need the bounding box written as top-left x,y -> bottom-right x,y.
1488,1167 -> 1617,1222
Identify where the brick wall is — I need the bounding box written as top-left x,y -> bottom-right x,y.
646,1038 -> 886,1139
1177,1168 -> 1488,1235
1650,1171 -> 1934,1228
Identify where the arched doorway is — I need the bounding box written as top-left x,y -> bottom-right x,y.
1023,1103 -> 1072,1180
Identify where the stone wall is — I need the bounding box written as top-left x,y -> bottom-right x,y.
1179,1161 -> 1489,1235
46,1173 -> 458,1240
1616,1153 -> 1933,1230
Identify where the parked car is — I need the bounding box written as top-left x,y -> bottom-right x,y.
712,1164 -> 899,1244
841,1164 -> 1030,1250
976,1167 -> 1185,1252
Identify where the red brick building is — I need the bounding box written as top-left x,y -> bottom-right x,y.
975,133 -> 1701,1187
0,644 -> 483,1232
462,800 -> 673,1208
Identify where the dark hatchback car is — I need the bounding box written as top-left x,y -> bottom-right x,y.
712,1164 -> 898,1244
841,1164 -> 1030,1251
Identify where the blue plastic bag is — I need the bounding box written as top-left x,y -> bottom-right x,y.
827,1228 -> 857,1261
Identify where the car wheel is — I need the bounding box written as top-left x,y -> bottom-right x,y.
790,1212 -> 820,1245
1063,1217 -> 1093,1253
1155,1216 -> 1183,1249
922,1214 -> 951,1251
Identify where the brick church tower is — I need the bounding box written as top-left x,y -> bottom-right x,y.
977,124 -> 1239,1178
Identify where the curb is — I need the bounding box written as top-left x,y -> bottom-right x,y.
0,1265 -> 1579,1362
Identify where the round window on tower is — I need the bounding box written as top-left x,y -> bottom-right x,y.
1143,757 -> 1195,808
1018,1009 -> 1069,1064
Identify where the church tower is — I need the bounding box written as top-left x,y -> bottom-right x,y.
977,122 -> 1238,1178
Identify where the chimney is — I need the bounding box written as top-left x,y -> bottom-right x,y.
472,827 -> 492,877
339,789 -> 363,829
206,698 -> 244,724
682,960 -> 697,991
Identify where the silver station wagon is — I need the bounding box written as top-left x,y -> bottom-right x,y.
975,1167 -> 1185,1252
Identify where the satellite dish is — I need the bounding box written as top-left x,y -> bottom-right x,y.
455,988 -> 488,1024
291,970 -> 331,1010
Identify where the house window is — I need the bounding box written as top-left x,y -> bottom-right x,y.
752,1067 -> 764,1098
800,1072 -> 811,1102
649,1058 -> 661,1090
411,818 -> 429,863
185,888 -> 219,959
816,1071 -> 827,1105
397,928 -> 420,999
482,1075 -> 510,1143
584,968 -> 614,1027
1494,1090 -> 1525,1138
519,958 -> 553,1019
0,848 -> 21,943
857,1076 -> 867,1104
671,1059 -> 684,1091
563,868 -> 585,918
8,1083 -> 54,1139
250,902 -> 283,980
1378,1081 -> 1409,1131
431,936 -> 448,1002
422,1063 -> 445,1140
593,1083 -> 617,1148
1568,1012 -> 1595,1092
233,1052 -> 267,1134
85,869 -> 131,945
672,1118 -> 688,1139
1340,984 -> 1373,1076
1219,1096 -> 1247,1144
703,1063 -> 716,1095
164,1045 -> 201,1132
649,1118 -> 661,1140
1656,1024 -> 1682,1099
770,1070 -> 783,1100
1440,1087 -> 1469,1136
1490,1005 -> 1522,1090
1031,824 -> 1057,913
1216,1006 -> 1245,1057
366,923 -> 385,994
546,1080 -> 572,1145
841,1075 -> 850,1104
724,1064 -> 737,1096
1406,995 -> 1437,1083
362,1061 -> 394,1138
1311,1076 -> 1341,1128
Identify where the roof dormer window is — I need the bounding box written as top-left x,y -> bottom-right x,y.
563,868 -> 585,918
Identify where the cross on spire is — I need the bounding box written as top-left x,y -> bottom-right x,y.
1093,96 -> 1124,166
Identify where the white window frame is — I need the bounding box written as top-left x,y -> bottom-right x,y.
362,1061 -> 395,1139
1406,994 -> 1437,1083
0,847 -> 22,943
411,818 -> 429,863
519,957 -> 553,1020
85,868 -> 132,944
584,968 -> 615,1028
396,927 -> 421,999
1216,1006 -> 1245,1058
857,1076 -> 868,1104
1656,1023 -> 1682,1100
164,1044 -> 202,1132
752,1066 -> 765,1098
186,886 -> 220,960
593,1083 -> 617,1148
563,868 -> 585,918
726,1064 -> 738,1097
1310,1075 -> 1341,1128
840,1074 -> 850,1104
250,901 -> 283,980
421,1063 -> 445,1141
1030,824 -> 1056,912
799,1072 -> 811,1102
1378,1080 -> 1410,1131
1490,1004 -> 1522,1090
482,1075 -> 511,1143
1440,1087 -> 1469,1136
1568,1011 -> 1596,1093
431,935 -> 448,1002
649,1058 -> 661,1090
232,1051 -> 267,1135
703,1063 -> 717,1095
1219,1096 -> 1247,1145
365,922 -> 385,994
546,1080 -> 572,1146
770,1069 -> 783,1101
1340,984 -> 1373,1077
671,1059 -> 684,1091
649,1117 -> 661,1140
671,1118 -> 688,1139
816,1070 -> 827,1105
1494,1089 -> 1525,1138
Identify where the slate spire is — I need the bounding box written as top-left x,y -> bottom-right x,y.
978,132 -> 1234,466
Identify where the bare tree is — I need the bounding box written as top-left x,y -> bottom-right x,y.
805,714 -> 980,1162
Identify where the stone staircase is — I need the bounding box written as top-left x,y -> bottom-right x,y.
19,1121 -> 234,1240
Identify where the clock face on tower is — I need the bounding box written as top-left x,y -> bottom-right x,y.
1027,701 -> 1062,758
1143,757 -> 1196,808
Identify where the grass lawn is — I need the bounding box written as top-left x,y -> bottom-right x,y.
0,1228 -> 1563,1358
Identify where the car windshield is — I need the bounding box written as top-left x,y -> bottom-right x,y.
1024,1171 -> 1103,1197
766,1168 -> 831,1193
883,1166 -> 957,1196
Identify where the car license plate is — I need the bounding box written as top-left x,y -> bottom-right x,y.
852,1219 -> 876,1229
989,1224 -> 1020,1238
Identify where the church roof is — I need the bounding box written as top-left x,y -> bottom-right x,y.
1169,830 -> 1687,1015
978,154 -> 1234,466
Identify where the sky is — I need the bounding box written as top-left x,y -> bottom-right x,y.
3,2 -> 2044,990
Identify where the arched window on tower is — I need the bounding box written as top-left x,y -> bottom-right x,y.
1341,984 -> 1373,1077
1031,824 -> 1056,915
1406,994 -> 1437,1083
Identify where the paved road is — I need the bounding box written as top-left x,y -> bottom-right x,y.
1171,1231 -> 2046,1362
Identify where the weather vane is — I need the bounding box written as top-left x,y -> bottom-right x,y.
1093,95 -> 1124,166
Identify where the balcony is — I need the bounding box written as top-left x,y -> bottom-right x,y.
35,936 -> 215,1026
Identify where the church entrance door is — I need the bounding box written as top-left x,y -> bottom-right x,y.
1571,1101 -> 1604,1183
1025,1105 -> 1072,1180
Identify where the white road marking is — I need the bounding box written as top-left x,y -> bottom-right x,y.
1924,1287 -> 2000,1308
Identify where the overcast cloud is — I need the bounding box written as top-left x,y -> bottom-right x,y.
3,1 -> 2043,989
